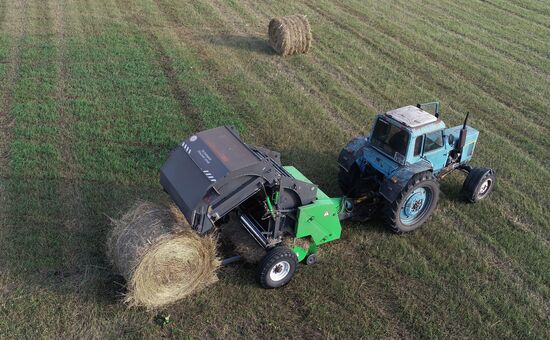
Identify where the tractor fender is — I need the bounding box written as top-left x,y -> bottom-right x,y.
379,160 -> 433,202
337,136 -> 369,172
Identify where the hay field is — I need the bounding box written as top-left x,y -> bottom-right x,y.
0,0 -> 548,338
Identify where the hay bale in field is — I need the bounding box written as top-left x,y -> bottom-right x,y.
268,14 -> 312,56
106,201 -> 220,308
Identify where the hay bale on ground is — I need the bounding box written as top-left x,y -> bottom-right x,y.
107,201 -> 220,308
268,14 -> 312,56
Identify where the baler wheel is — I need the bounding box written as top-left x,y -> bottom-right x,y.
462,167 -> 496,203
384,172 -> 440,233
306,253 -> 317,265
257,247 -> 297,289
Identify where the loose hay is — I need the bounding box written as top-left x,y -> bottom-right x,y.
268,14 -> 312,56
222,220 -> 265,263
222,219 -> 313,264
107,201 -> 220,308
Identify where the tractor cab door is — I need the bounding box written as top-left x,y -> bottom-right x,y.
420,130 -> 448,172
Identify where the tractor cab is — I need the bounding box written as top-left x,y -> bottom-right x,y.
367,103 -> 479,175
371,105 -> 446,169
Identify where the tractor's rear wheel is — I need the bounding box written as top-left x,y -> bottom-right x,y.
383,172 -> 440,233
257,247 -> 297,289
462,167 -> 496,203
338,164 -> 361,197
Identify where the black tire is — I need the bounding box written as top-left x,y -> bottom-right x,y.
257,247 -> 297,289
338,164 -> 361,197
305,253 -> 317,266
462,167 -> 496,203
383,172 -> 440,233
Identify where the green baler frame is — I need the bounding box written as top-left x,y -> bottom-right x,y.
284,166 -> 343,261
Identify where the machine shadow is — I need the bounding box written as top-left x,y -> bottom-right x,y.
206,34 -> 275,56
3,177 -> 171,306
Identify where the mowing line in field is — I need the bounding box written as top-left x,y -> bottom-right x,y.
353,0 -> 550,115
303,1 -> 548,144
345,0 -> 549,88
0,0 -> 27,177
217,0 -> 378,131
421,0 -> 550,66
483,0 -> 550,29
115,5 -> 205,131
152,0 -> 350,156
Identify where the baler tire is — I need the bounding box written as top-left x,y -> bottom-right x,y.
462,167 -> 496,203
257,247 -> 297,289
383,172 -> 440,233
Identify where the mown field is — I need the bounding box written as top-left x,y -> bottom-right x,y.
0,0 -> 548,338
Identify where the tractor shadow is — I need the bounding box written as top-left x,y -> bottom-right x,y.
206,33 -> 275,56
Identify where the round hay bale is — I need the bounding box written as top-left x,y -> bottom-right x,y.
268,14 -> 312,56
106,201 -> 220,308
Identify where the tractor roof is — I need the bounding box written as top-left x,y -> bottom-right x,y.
385,105 -> 438,128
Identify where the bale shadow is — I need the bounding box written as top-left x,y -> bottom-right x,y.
206,34 -> 275,56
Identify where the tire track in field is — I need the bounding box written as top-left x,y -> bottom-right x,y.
50,0 -> 89,268
422,0 -> 550,64
0,0 -> 27,176
113,0 -> 204,131
149,0 -> 343,150
484,0 -> 550,30
304,2 -> 548,131
350,0 -> 549,79
205,1 -> 360,137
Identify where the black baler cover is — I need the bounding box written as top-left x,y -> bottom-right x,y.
161,126 -> 268,233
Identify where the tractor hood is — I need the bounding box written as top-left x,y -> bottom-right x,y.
338,136 -> 400,178
360,145 -> 401,177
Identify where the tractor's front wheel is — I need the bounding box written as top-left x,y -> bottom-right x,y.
257,247 -> 297,289
462,167 -> 496,203
384,172 -> 440,233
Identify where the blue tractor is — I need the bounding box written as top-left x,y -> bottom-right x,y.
338,102 -> 496,232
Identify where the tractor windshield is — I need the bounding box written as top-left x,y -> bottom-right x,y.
370,118 -> 409,158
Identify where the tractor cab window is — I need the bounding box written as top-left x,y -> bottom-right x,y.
424,130 -> 443,153
413,136 -> 423,156
371,118 -> 409,158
